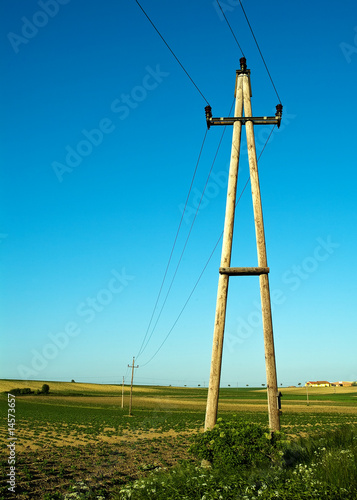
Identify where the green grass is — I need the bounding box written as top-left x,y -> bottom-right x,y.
1,382 -> 357,499
114,424 -> 357,500
1,388 -> 356,445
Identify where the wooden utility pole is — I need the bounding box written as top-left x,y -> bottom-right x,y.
121,376 -> 125,409
204,73 -> 244,431
242,74 -> 280,432
128,357 -> 139,416
204,58 -> 282,433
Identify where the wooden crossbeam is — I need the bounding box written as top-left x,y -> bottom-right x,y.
219,266 -> 269,276
208,116 -> 280,127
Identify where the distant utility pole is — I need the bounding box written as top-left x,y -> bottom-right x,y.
204,58 -> 282,434
306,384 -> 309,406
128,357 -> 139,416
121,376 -> 125,409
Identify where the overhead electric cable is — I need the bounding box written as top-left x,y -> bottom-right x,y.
139,125 -> 276,368
215,0 -> 245,56
134,0 -> 210,105
138,99 -> 235,359
234,125 -> 276,206
136,129 -> 208,360
139,121 -> 231,359
238,0 -> 282,104
123,365 -> 130,382
139,235 -> 221,369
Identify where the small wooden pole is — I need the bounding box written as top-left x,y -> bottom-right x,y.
128,357 -> 139,416
204,72 -> 244,431
242,75 -> 280,433
121,376 -> 124,409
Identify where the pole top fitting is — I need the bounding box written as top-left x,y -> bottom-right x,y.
275,103 -> 283,128
240,57 -> 247,71
205,105 -> 212,129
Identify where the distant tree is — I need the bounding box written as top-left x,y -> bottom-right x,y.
71,379 -> 75,383
20,388 -> 33,395
41,384 -> 50,394
352,381 -> 357,387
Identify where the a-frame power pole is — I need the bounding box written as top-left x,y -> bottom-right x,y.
204,58 -> 282,434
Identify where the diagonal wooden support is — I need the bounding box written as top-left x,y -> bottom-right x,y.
204,70 -> 244,432
243,74 -> 280,433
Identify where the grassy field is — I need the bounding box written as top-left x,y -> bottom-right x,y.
1,380 -> 356,499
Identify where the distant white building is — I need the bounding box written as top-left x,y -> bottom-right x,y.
305,381 -> 330,387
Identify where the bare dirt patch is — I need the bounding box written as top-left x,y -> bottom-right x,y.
0,433 -> 195,499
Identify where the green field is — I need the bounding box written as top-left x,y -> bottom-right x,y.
1,380 -> 356,499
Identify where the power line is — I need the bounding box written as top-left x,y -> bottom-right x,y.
238,0 -> 282,104
234,125 -> 276,206
215,0 -> 245,56
139,125 -> 276,369
136,129 -> 208,360
139,117 -> 230,360
134,0 -> 210,105
123,365 -> 130,383
138,99 -> 235,360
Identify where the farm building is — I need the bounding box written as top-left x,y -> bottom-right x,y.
305,381 -> 330,387
331,381 -> 353,387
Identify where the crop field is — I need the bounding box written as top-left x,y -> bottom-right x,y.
1,380 -> 356,499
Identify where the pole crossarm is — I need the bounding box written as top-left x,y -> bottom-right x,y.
205,55 -> 282,131
205,107 -> 283,129
219,266 -> 269,276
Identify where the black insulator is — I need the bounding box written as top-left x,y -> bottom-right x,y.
275,104 -> 283,128
205,105 -> 212,129
240,57 -> 247,71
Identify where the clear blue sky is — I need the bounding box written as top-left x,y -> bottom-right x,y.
1,0 -> 356,388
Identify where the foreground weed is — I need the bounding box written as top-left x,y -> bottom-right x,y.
63,480 -> 105,499
115,422 -> 357,500
117,463 -> 241,500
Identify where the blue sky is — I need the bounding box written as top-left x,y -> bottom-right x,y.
1,0 -> 356,388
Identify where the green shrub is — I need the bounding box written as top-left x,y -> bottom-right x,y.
8,388 -> 33,395
41,384 -> 50,394
21,388 -> 33,394
8,388 -> 21,395
189,415 -> 284,470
